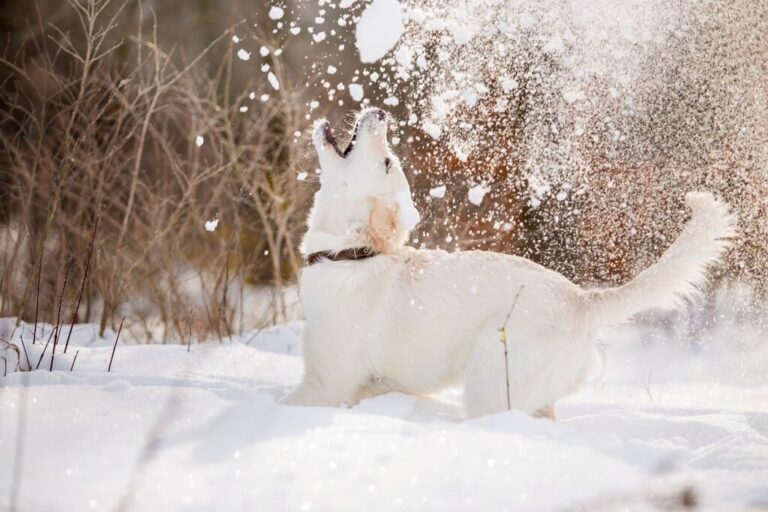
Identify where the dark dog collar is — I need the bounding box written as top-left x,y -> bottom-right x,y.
305,247 -> 379,266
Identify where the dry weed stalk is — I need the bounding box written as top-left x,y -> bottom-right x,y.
0,0 -> 311,342
498,285 -> 524,411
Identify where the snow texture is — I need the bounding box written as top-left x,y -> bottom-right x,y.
1,317 -> 767,511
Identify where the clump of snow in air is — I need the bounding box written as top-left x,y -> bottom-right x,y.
501,77 -> 518,92
267,72 -> 280,90
429,185 -> 446,198
204,219 -> 219,232
422,121 -> 441,139
268,5 -> 284,20
348,83 -> 364,102
195,135 -> 204,147
355,0 -> 404,63
236,49 -> 250,61
468,184 -> 489,206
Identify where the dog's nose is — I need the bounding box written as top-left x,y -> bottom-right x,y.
376,109 -> 386,121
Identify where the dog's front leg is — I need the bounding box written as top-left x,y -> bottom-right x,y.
281,376 -> 360,408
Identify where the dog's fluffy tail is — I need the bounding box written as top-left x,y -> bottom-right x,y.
582,192 -> 736,328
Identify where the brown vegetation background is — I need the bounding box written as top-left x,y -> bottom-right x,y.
0,0 -> 316,341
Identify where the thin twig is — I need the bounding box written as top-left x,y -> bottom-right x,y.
187,308 -> 192,353
501,285 -> 525,329
49,265 -> 71,371
32,238 -> 44,344
19,335 -> 31,371
35,326 -> 57,370
108,316 -> 125,372
64,217 -> 99,354
69,350 -> 80,371
498,285 -> 525,411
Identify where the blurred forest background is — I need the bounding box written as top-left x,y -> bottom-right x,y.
0,0 -> 322,342
1,0 -> 766,343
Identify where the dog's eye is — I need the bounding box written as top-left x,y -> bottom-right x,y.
384,157 -> 391,173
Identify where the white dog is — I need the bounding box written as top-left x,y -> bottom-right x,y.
284,108 -> 736,418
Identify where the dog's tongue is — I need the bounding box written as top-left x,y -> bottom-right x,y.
395,189 -> 421,231
323,122 -> 344,156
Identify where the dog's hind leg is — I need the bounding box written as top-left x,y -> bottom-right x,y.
534,404 -> 556,421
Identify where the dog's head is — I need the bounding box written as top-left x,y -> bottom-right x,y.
303,108 -> 420,255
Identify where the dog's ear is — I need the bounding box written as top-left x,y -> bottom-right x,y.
366,197 -> 406,253
312,119 -> 344,171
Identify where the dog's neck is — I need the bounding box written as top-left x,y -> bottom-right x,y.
301,229 -> 369,256
301,188 -> 411,256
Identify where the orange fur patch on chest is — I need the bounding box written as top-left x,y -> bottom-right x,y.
367,197 -> 402,253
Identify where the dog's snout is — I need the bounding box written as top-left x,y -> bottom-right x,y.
359,108 -> 386,124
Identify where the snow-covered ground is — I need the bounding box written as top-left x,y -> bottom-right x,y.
1,317 -> 767,511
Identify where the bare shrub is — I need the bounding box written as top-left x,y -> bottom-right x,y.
0,0 -> 311,341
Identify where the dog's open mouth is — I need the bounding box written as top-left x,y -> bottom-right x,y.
342,125 -> 357,157
323,120 -> 359,158
323,112 -> 381,158
322,121 -> 344,157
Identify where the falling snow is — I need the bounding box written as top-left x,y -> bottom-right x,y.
204,219 -> 219,232
348,83 -> 364,102
267,72 -> 280,90
467,184 -> 489,206
429,185 -> 447,198
269,5 -> 284,20
355,0 -> 405,63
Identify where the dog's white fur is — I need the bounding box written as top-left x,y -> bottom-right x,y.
284,108 -> 737,418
